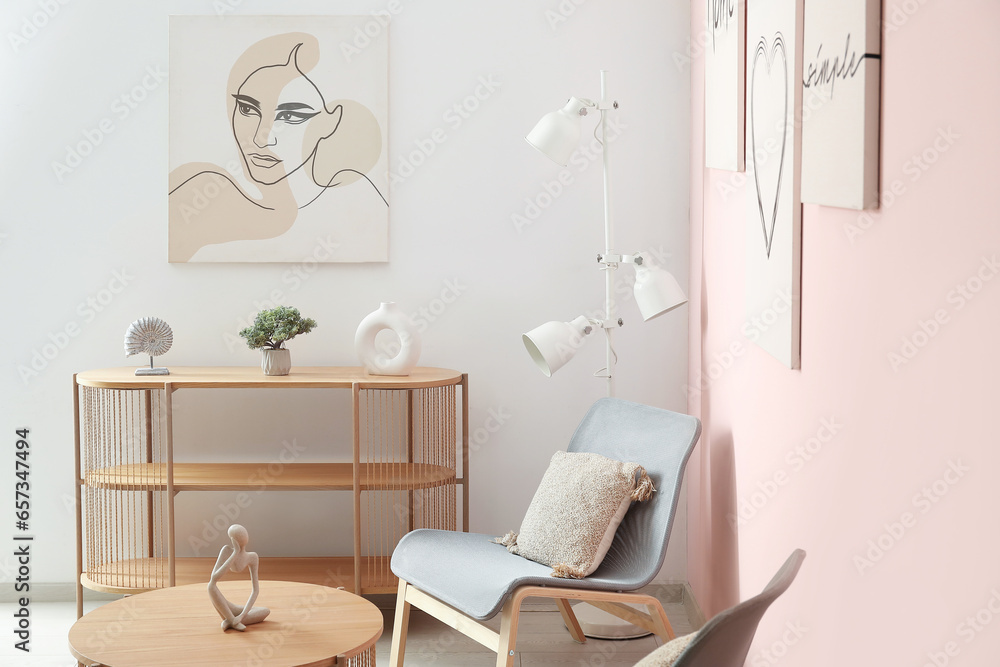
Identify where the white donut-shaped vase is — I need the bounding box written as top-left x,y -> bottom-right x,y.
354,302 -> 422,376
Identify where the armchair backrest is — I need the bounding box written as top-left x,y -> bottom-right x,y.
567,398 -> 701,588
673,549 -> 806,667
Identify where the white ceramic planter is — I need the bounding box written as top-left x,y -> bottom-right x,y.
354,302 -> 421,376
261,348 -> 291,376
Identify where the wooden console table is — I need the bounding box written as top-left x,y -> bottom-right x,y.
72,367 -> 468,618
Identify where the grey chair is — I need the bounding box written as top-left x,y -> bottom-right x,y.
388,397 -> 702,667
637,549 -> 806,667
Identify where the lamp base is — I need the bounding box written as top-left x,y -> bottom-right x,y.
571,602 -> 652,640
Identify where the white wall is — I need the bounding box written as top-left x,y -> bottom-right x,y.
0,0 -> 691,585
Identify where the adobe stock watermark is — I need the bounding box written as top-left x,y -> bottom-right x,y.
172,159 -> 244,225
7,0 -> 72,53
212,0 -> 244,16
887,254 -> 998,372
537,245 -> 678,369
526,246 -> 677,376
469,406 -> 511,454
684,289 -> 793,399
511,118 -> 627,234
673,25 -> 712,73
393,405 -> 509,527
241,570 -> 353,667
853,459 -> 969,576
188,439 -> 306,555
389,75 -> 502,189
0,553 -> 21,583
678,0 -> 932,73
749,619 -> 808,667
367,278 -> 468,370
583,244 -> 678,317
84,596 -> 143,653
920,587 -> 1000,667
714,84 -> 832,203
222,237 -> 343,353
17,268 -> 135,385
544,0 -> 590,31
409,278 -> 467,334
51,65 -> 167,182
674,1 -> 749,75
727,417 -> 843,530
338,0 -> 411,63
844,126 -> 959,244
883,0 -> 936,33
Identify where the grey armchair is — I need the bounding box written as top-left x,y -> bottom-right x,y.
636,549 -> 806,667
388,397 -> 702,667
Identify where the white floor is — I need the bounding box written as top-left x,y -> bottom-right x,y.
1,588 -> 694,666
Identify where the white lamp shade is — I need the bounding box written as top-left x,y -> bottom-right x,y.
522,315 -> 592,377
633,264 -> 688,321
525,97 -> 589,167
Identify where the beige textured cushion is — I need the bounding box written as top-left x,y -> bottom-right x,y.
633,633 -> 695,666
494,451 -> 654,578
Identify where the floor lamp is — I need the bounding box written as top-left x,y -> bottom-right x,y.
522,70 -> 687,398
522,71 -> 688,639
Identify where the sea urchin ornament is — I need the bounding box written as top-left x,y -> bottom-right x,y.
124,317 -> 173,376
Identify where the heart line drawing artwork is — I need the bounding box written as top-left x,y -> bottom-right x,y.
750,32 -> 788,259
744,0 -> 802,370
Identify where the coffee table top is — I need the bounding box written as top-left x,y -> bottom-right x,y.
68,580 -> 383,667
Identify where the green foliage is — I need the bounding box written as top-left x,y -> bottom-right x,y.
238,306 -> 318,350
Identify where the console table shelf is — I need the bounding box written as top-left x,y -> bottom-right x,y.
82,556 -> 397,595
73,366 -> 468,617
84,462 -> 457,491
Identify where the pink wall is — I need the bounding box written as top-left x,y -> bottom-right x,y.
687,1 -> 1000,664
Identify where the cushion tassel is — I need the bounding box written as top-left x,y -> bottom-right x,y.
631,468 -> 657,502
551,563 -> 588,579
492,530 -> 519,552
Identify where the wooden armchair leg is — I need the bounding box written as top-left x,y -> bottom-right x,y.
389,579 -> 412,667
586,598 -> 676,641
496,594 -> 526,667
647,600 -> 676,641
555,598 -> 586,643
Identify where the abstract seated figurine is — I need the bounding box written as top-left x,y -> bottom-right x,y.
208,524 -> 270,631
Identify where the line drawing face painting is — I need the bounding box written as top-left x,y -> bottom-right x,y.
750,32 -> 788,259
168,20 -> 388,263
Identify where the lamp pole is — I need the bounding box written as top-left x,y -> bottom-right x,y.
600,70 -> 615,398
522,71 -> 685,391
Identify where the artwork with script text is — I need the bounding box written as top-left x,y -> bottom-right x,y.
705,0 -> 745,171
800,0 -> 881,210
168,16 -> 388,263
745,0 -> 803,368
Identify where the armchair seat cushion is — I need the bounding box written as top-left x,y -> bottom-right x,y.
391,528 -> 652,621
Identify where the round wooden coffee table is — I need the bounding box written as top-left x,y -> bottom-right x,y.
68,581 -> 382,666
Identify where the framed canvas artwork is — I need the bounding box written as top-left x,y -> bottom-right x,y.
745,0 -> 803,368
800,0 -> 881,210
705,0 -> 746,171
168,16 -> 388,263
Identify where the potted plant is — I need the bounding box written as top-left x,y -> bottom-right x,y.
238,306 -> 318,376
